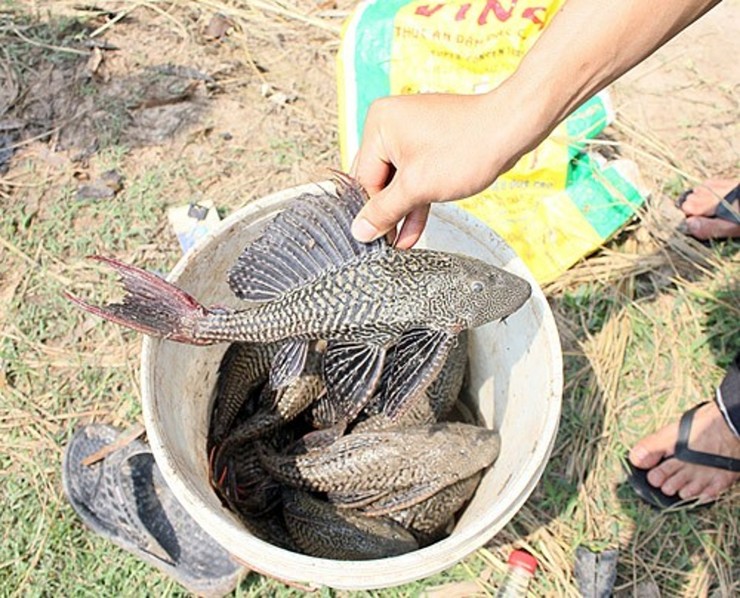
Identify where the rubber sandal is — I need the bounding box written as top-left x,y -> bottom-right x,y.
675,184 -> 740,225
714,184 -> 740,225
62,424 -> 245,597
574,545 -> 618,598
625,402 -> 740,510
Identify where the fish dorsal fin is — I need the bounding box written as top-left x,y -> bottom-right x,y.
228,174 -> 386,301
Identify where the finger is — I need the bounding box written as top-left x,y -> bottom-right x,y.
355,156 -> 394,197
351,179 -> 417,243
395,205 -> 430,249
385,226 -> 398,246
353,115 -> 394,196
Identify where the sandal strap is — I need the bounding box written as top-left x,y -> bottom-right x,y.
114,447 -> 177,564
724,183 -> 740,204
714,183 -> 740,224
675,402 -> 740,472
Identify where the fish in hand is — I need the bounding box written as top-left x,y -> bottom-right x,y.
66,173 -> 531,422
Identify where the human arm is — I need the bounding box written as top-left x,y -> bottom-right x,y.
351,0 -> 722,248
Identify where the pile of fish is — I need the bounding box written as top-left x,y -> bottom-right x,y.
67,173 -> 532,560
206,331 -> 497,558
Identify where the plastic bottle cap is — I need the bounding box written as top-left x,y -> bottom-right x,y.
508,549 -> 538,575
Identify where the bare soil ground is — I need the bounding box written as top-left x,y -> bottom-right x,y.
1,1 -> 738,596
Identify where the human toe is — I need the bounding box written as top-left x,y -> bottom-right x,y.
645,457 -> 682,489
679,179 -> 738,217
676,476 -> 712,501
629,423 -> 679,470
700,478 -> 730,501
684,216 -> 740,240
658,467 -> 695,497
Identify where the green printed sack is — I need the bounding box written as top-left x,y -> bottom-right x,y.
338,0 -> 646,283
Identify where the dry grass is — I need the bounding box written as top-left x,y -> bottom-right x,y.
1,1 -> 738,596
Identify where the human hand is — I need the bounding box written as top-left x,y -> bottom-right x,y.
348,0 -> 722,250
350,91 -> 539,248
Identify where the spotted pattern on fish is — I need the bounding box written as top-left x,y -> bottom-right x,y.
257,423 -> 499,497
208,342 -> 280,447
282,488 -> 418,560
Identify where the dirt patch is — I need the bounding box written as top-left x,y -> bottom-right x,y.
613,1 -> 740,181
1,11 -> 224,155
1,2 -> 343,215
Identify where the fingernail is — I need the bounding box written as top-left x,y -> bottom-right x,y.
351,217 -> 380,242
686,218 -> 700,234
630,446 -> 649,466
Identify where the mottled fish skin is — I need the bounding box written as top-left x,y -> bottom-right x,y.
234,508 -> 296,552
282,488 -> 418,560
422,329 -> 468,420
209,412 -> 297,514
271,345 -> 325,420
382,473 -> 482,545
210,436 -> 273,512
208,342 -> 280,448
257,422 -> 499,498
67,178 -> 531,346
195,247 -> 529,344
214,347 -> 325,457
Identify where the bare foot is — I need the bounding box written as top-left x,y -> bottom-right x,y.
678,178 -> 740,240
629,402 -> 740,501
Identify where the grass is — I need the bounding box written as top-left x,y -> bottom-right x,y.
1,1 -> 739,596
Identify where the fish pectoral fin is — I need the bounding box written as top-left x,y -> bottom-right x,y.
327,489 -> 393,509
381,329 -> 456,422
361,481 -> 442,517
269,339 -> 310,389
308,393 -> 340,429
324,340 -> 386,423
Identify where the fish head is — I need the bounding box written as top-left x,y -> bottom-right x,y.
449,255 -> 532,328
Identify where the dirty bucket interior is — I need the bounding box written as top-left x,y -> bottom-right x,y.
141,182 -> 563,590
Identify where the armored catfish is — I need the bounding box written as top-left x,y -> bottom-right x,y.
66,173 -> 531,422
256,422 -> 500,502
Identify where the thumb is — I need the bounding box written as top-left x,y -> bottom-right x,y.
351,178 -> 417,243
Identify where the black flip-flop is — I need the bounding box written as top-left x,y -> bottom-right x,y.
62,424 -> 245,596
675,183 -> 740,225
625,402 -> 740,510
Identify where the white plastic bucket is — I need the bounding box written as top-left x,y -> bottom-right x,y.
141,183 -> 563,590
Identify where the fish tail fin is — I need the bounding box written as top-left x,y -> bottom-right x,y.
64,255 -> 212,345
